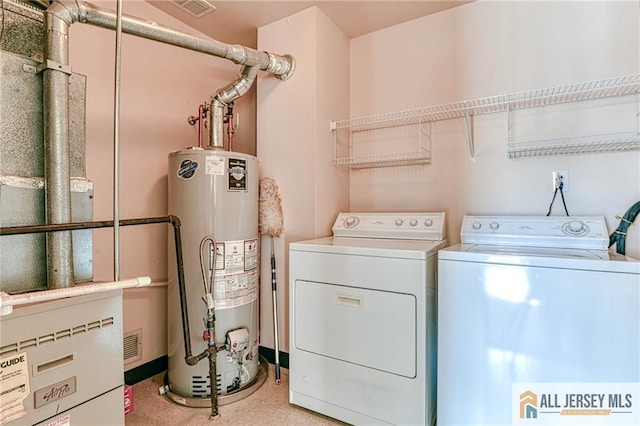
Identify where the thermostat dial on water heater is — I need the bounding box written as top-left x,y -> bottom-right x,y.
332,212 -> 445,240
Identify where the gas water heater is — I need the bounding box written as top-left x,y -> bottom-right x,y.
166,148 -> 264,406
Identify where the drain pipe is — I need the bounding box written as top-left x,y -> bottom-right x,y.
42,0 -> 294,288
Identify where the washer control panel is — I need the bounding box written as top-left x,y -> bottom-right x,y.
460,215 -> 609,250
332,212 -> 445,240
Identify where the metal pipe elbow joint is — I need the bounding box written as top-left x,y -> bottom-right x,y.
45,1 -> 77,26
266,53 -> 296,81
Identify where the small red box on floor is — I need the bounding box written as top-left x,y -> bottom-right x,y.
124,385 -> 134,414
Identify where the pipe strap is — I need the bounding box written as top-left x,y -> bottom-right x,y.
37,59 -> 73,75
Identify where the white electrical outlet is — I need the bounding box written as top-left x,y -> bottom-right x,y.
552,171 -> 568,192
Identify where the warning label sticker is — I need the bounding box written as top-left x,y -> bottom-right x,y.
205,239 -> 259,309
0,352 -> 30,425
213,270 -> 258,309
223,240 -> 245,274
244,239 -> 258,271
213,239 -> 258,273
45,414 -> 71,426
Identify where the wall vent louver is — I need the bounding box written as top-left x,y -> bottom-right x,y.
123,329 -> 142,364
171,0 -> 216,18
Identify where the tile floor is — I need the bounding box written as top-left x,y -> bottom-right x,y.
125,364 -> 347,425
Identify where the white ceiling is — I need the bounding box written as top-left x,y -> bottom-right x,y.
146,0 -> 472,48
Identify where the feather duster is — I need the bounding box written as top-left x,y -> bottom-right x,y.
258,177 -> 284,237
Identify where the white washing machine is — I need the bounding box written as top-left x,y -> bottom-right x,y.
437,215 -> 640,426
289,212 -> 447,426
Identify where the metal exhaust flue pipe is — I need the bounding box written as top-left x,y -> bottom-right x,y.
42,0 -> 295,288
209,65 -> 259,149
48,1 -> 295,79
43,2 -> 75,288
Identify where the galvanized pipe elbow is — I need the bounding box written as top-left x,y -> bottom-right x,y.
215,65 -> 259,104
45,1 -> 77,27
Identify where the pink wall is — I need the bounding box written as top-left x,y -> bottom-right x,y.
68,0 -> 255,369
257,7 -> 350,352
349,1 -> 640,256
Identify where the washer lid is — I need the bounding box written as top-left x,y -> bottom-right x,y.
439,243 -> 640,274
464,244 -> 609,260
290,236 -> 448,259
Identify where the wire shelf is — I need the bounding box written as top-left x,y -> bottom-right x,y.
330,74 -> 640,165
507,132 -> 640,158
331,74 -> 640,132
333,151 -> 431,169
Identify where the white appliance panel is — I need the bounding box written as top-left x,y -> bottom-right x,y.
291,236 -> 446,259
289,223 -> 441,426
290,348 -> 431,426
437,215 -> 640,426
464,244 -> 609,259
460,215 -> 609,249
333,212 -> 445,240
0,290 -> 123,425
289,248 -> 430,295
294,280 -> 416,378
34,386 -> 124,426
442,243 -> 639,272
438,258 -> 640,425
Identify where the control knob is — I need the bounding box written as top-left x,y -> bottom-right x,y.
568,221 -> 584,233
472,222 -> 482,230
395,219 -> 404,226
490,222 -> 500,230
410,219 -> 418,227
343,216 -> 359,228
563,220 -> 588,236
424,219 -> 433,227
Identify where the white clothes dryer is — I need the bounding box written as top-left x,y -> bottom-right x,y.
289,212 -> 447,426
437,215 -> 640,426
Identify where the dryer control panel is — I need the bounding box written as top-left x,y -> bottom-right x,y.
332,212 -> 445,240
460,215 -> 609,250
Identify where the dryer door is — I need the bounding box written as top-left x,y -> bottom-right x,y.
293,279 -> 416,378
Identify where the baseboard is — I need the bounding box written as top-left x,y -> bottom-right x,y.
259,346 -> 289,369
124,356 -> 167,385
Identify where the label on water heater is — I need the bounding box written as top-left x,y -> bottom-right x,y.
211,239 -> 258,309
228,158 -> 247,191
244,240 -> 258,270
205,155 -> 225,175
176,159 -> 198,179
213,270 -> 258,310
218,239 -> 257,273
